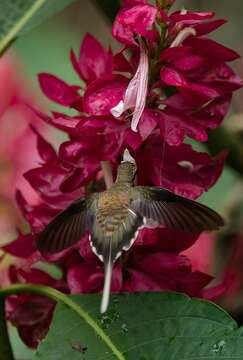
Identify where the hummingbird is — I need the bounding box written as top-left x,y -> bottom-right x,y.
37,149 -> 224,313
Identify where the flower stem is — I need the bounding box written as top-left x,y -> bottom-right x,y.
0,297 -> 14,360
0,284 -> 125,360
101,161 -> 113,188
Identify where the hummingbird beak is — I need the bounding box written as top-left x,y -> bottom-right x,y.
122,149 -> 136,164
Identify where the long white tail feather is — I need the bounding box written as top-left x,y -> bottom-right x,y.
100,259 -> 113,313
101,239 -> 113,313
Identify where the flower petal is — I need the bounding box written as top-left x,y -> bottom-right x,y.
83,76 -> 128,116
75,33 -> 113,83
112,4 -> 157,45
136,135 -> 226,199
185,37 -> 240,62
38,73 -> 81,107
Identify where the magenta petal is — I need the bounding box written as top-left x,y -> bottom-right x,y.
67,263 -> 103,293
186,83 -> 219,99
194,94 -> 232,129
78,33 -> 113,83
139,253 -> 190,273
173,54 -> 204,71
159,109 -> 208,146
153,228 -> 200,253
123,0 -> 147,5
160,46 -> 192,63
38,73 -> 81,106
2,233 -> 36,258
112,4 -> 157,44
70,48 -> 83,79
59,140 -> 90,166
26,204 -> 58,233
24,164 -> 80,208
33,108 -> 82,136
113,51 -> 133,73
194,19 -> 227,36
60,166 -> 99,193
83,76 -> 128,115
172,269 -> 213,297
161,92 -> 205,111
122,269 -> 162,292
120,4 -> 157,35
124,128 -> 142,150
185,37 -> 240,62
160,66 -> 188,87
15,190 -> 32,216
136,135 -> 226,199
112,12 -> 136,45
170,11 -> 214,22
138,109 -> 158,140
30,126 -> 57,163
51,115 -> 81,135
201,63 -> 243,94
9,296 -> 54,348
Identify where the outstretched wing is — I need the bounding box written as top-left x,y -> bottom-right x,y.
37,196 -> 96,254
131,187 -> 224,232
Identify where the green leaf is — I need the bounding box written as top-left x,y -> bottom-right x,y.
34,292 -> 243,360
0,0 -> 76,54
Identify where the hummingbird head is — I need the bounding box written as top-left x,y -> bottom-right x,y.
116,149 -> 137,183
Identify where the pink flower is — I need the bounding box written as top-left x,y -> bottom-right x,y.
6,266 -> 67,348
136,133 -> 226,199
2,1 -> 243,347
70,33 -> 113,83
111,44 -> 149,131
38,73 -> 82,109
182,232 -> 215,273
0,55 -> 49,243
112,2 -> 157,45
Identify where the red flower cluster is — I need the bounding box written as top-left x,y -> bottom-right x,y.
2,0 -> 242,348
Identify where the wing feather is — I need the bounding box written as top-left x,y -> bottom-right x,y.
37,196 -> 96,254
131,187 -> 224,232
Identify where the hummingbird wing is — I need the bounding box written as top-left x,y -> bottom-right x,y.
131,186 -> 224,232
37,195 -> 97,254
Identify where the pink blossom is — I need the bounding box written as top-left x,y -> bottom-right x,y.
112,2 -> 157,45
6,266 -> 68,348
38,73 -> 82,110
2,1 -> 243,347
182,232 -> 215,273
84,75 -> 128,115
0,55 -> 49,243
136,133 -> 226,199
70,33 -> 113,83
111,44 -> 149,131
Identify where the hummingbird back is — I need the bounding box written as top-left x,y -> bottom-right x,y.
90,185 -> 144,313
90,185 -> 143,263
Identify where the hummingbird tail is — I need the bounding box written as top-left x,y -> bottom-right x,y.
101,257 -> 113,314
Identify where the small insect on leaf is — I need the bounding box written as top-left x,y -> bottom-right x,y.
70,340 -> 88,354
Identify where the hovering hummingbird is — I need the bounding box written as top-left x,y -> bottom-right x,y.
37,149 -> 224,313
